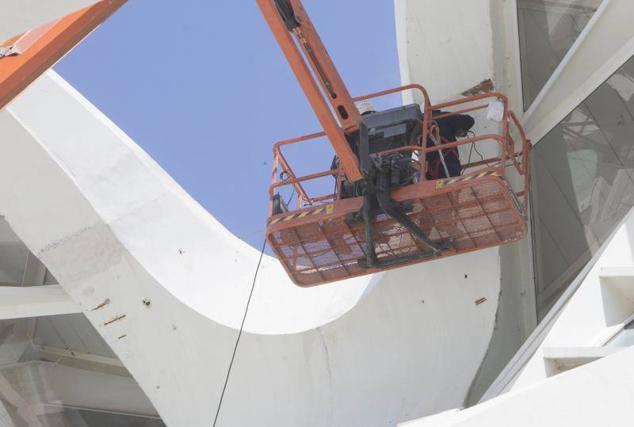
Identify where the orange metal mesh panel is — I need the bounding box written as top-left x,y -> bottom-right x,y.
268,177 -> 526,287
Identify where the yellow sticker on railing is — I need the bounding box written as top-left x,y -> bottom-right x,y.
437,171 -> 501,187
269,203 -> 335,226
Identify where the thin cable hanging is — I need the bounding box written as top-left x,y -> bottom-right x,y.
212,238 -> 266,427
213,190 -> 295,426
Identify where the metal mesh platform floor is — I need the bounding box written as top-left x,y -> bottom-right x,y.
268,178 -> 527,287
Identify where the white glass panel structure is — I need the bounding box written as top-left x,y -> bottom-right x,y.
518,0 -> 603,110
531,56 -> 634,319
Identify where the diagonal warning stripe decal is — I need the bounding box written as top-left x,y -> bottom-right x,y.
435,171 -> 501,189
268,203 -> 335,225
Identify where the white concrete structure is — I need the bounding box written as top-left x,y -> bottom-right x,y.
399,0 -> 634,425
401,212 -> 634,426
0,70 -> 500,426
2,0 -> 634,426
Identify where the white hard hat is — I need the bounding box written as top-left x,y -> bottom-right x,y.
356,101 -> 376,116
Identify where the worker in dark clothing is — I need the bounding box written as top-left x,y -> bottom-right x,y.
426,111 -> 475,180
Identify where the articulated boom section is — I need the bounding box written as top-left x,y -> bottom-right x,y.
258,0 -> 531,287
0,0 -> 126,111
257,0 -> 362,181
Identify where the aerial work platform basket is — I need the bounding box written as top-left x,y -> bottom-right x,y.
266,86 -> 530,287
257,0 -> 530,287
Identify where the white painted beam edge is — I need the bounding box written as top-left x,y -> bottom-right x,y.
543,346 -> 619,361
599,267 -> 634,279
0,285 -> 80,320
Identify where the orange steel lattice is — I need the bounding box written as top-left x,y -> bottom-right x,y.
267,85 -> 531,287
0,0 -> 126,111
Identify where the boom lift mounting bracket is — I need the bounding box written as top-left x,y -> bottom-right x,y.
353,120 -> 448,269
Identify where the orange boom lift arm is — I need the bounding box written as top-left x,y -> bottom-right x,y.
256,0 -> 362,181
0,0 -> 126,111
258,0 -> 446,268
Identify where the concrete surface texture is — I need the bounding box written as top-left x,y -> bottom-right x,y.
395,0 -> 494,106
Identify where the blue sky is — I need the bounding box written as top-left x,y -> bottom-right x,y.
56,0 -> 401,248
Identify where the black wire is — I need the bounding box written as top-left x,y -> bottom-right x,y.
464,130 -> 482,175
466,145 -> 474,172
473,146 -> 485,162
212,189 -> 292,425
467,131 -> 484,161
287,189 -> 296,207
466,144 -> 483,169
212,238 -> 267,427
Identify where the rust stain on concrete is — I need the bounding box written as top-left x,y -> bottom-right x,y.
461,79 -> 494,97
104,314 -> 126,326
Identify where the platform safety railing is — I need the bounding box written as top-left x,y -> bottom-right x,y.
268,85 -> 530,217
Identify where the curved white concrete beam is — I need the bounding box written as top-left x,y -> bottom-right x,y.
0,71 -> 503,426
7,70 -> 375,335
